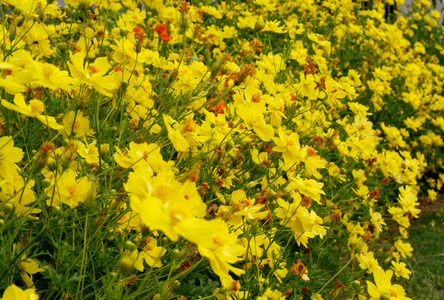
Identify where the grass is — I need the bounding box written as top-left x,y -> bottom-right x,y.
399,200 -> 444,300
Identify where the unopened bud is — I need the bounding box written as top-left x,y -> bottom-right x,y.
118,256 -> 134,275
100,143 -> 109,156
84,181 -> 97,210
9,22 -> 17,41
79,0 -> 91,10
120,80 -> 129,92
47,157 -> 57,171
119,27 -> 128,37
254,20 -> 266,32
3,203 -> 14,215
42,178 -> 51,188
380,293 -> 391,300
124,241 -> 136,251
141,225 -> 150,237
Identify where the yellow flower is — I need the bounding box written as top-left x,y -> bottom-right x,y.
197,220 -> 246,286
391,261 -> 412,279
163,115 -> 190,152
1,94 -> 63,130
253,0 -> 277,11
114,141 -> 173,173
257,288 -> 285,300
286,18 -> 304,39
262,20 -> 287,33
77,141 -> 99,164
47,170 -> 91,208
358,252 -> 381,273
131,237 -> 166,270
0,284 -> 38,300
274,193 -> 318,247
21,23 -> 53,57
68,52 -> 118,96
0,136 -> 24,182
0,174 -> 41,218
236,104 -> 274,141
367,268 -> 411,300
0,75 -> 27,95
272,127 -> 305,165
394,240 -> 413,259
62,111 -> 93,139
388,207 -> 410,228
297,72 -> 318,100
110,37 -> 138,68
19,257 -> 46,288
287,176 -> 325,204
237,15 -> 258,30
304,150 -> 327,179
127,168 -> 206,241
218,189 -> 269,226
370,208 -> 386,233
19,61 -> 74,91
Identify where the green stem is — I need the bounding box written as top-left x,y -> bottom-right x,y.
312,255 -> 354,299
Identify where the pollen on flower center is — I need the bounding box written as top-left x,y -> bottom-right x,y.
88,64 -> 100,74
154,185 -> 169,201
169,204 -> 188,223
29,100 -> 44,114
42,64 -> 54,78
66,185 -> 76,196
213,236 -> 225,247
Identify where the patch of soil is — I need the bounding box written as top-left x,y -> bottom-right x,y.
418,193 -> 444,214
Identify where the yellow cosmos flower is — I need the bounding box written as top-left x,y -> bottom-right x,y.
77,141 -> 99,164
47,170 -> 91,208
110,38 -> 138,68
19,256 -> 46,288
0,59 -> 27,94
2,0 -> 36,14
274,193 -> 322,247
236,105 -> 274,141
358,252 -> 381,273
62,111 -> 93,139
21,23 -> 54,57
391,261 -> 412,279
287,176 -> 325,204
262,20 -> 287,33
127,168 -> 207,241
114,141 -> 172,172
1,94 -> 63,130
197,220 -> 246,287
219,189 -> 269,226
163,115 -> 190,152
0,174 -> 41,218
68,52 -> 118,96
297,72 -> 318,100
18,61 -> 74,91
131,237 -> 166,270
367,268 -> 411,300
0,284 -> 38,300
394,240 -> 413,259
272,127 -> 305,165
0,136 -> 24,182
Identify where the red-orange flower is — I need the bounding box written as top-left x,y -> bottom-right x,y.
155,24 -> 167,34
159,31 -> 172,42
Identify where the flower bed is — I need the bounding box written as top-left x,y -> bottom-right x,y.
0,0 -> 443,299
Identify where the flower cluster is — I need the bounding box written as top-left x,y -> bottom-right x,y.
0,0 -> 443,299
